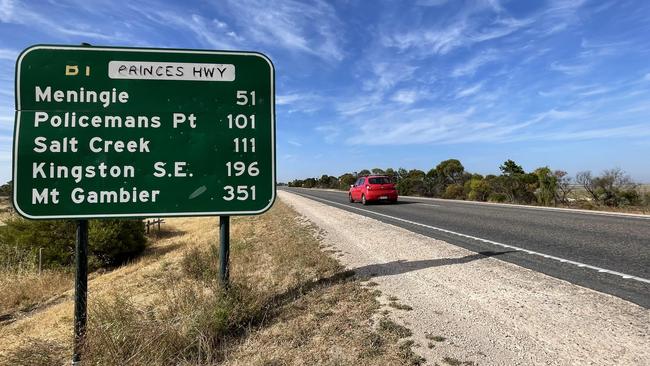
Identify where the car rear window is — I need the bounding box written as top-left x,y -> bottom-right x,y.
368,177 -> 391,184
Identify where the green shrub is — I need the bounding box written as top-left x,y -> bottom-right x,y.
89,220 -> 147,266
442,184 -> 465,199
0,218 -> 146,269
488,193 -> 507,203
0,219 -> 76,268
467,178 -> 491,201
181,245 -> 219,282
642,192 -> 650,207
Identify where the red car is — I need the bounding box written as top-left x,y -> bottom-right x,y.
349,175 -> 398,204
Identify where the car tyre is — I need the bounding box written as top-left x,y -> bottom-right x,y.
349,194 -> 354,203
361,194 -> 367,205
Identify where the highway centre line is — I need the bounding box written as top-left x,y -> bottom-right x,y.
290,191 -> 650,285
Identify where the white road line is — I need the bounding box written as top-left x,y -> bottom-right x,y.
291,191 -> 650,285
413,203 -> 441,207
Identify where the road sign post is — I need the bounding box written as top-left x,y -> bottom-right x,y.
73,220 -> 88,364
13,45 -> 275,363
219,215 -> 230,286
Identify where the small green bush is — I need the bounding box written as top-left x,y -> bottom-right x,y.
442,184 -> 465,199
89,220 -> 147,267
0,218 -> 146,269
488,193 -> 507,203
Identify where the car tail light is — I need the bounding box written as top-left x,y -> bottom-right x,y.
366,185 -> 371,190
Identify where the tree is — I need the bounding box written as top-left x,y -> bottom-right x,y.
436,159 -> 465,185
495,160 -> 537,204
534,167 -> 557,206
554,170 -> 573,204
424,169 -> 444,197
371,168 -> 385,175
576,168 -> 639,206
385,168 -> 397,182
467,176 -> 491,201
339,173 -> 356,189
392,169 -> 424,196
576,171 -> 597,201
0,180 -> 12,196
358,169 -> 371,177
500,159 -> 525,176
302,178 -> 317,188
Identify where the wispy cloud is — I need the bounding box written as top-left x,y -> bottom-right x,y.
221,0 -> 344,61
391,89 -> 425,104
416,0 -> 448,6
276,93 -> 303,106
549,61 -> 591,76
148,11 -> 240,49
0,0 -> 140,42
452,49 -> 500,77
381,4 -> 533,56
287,140 -> 302,147
315,124 -> 341,143
0,48 -> 17,60
539,124 -> 650,141
534,0 -> 587,35
456,83 -> 483,98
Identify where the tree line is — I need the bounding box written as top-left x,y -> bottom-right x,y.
288,159 -> 649,208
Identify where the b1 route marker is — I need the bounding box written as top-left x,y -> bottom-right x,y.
13,45 -> 276,219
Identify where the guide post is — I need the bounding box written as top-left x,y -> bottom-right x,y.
13,45 -> 275,362
220,215 -> 230,286
73,220 -> 88,364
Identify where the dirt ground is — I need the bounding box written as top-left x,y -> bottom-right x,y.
280,190 -> 650,366
0,200 -> 425,365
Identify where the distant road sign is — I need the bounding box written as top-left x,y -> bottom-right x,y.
13,45 -> 275,219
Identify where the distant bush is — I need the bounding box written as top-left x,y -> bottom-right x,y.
442,184 -> 464,199
643,192 -> 650,207
0,180 -> 12,196
488,193 -> 507,203
89,220 -> 147,267
576,168 -> 640,207
0,219 -> 76,268
290,161 -> 648,210
0,218 -> 146,269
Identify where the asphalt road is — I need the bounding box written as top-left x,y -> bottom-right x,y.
282,187 -> 650,308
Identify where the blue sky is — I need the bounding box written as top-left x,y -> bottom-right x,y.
1,0 -> 650,183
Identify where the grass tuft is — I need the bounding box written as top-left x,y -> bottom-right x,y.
0,337 -> 66,366
379,318 -> 413,338
389,301 -> 413,311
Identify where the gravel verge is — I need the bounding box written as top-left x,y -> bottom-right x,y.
279,190 -> 649,366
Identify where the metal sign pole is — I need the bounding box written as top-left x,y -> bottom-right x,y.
219,216 -> 230,287
72,219 -> 88,365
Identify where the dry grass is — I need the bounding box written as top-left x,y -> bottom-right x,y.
0,197 -> 13,225
0,270 -> 73,315
1,200 -> 422,365
0,234 -> 74,317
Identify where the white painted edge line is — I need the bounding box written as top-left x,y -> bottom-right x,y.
297,188 -> 650,220
289,191 -> 650,285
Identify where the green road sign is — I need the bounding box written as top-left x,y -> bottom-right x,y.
13,45 -> 276,219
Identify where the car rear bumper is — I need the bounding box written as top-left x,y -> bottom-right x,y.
366,191 -> 398,201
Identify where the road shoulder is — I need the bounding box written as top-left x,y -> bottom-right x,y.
280,190 -> 650,365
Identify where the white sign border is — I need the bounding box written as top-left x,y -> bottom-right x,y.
13,45 -> 276,220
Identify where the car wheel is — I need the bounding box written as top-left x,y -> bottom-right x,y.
361,194 -> 367,205
349,194 -> 354,203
